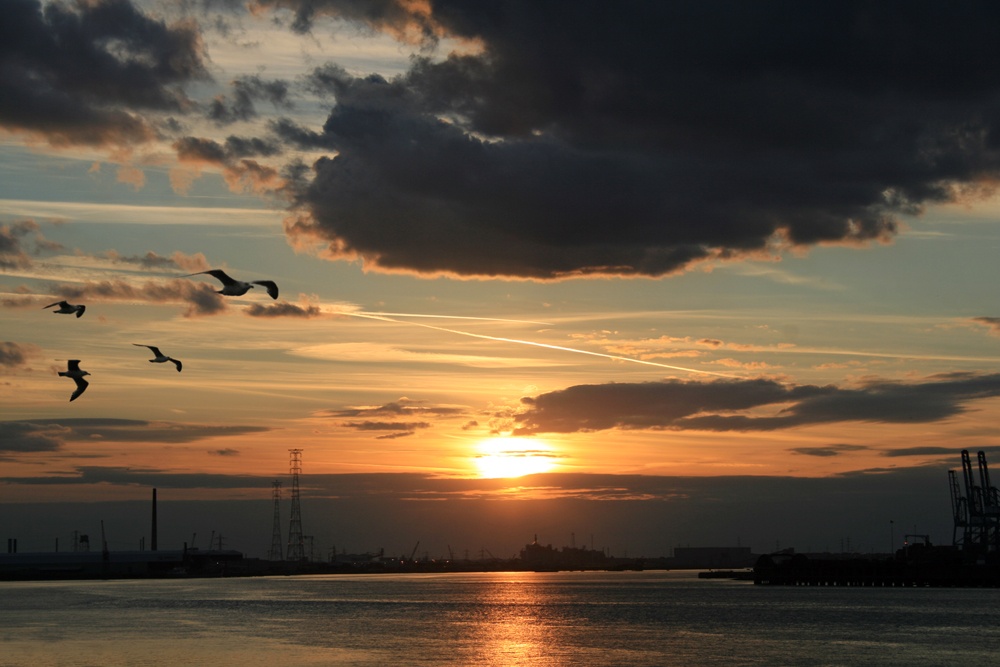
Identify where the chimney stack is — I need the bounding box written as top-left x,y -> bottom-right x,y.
151,488 -> 158,551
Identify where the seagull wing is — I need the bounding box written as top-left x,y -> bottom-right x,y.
169,357 -> 183,372
67,360 -> 81,372
183,269 -> 237,286
252,280 -> 279,299
203,269 -> 236,285
43,301 -> 65,309
70,377 -> 89,401
75,305 -> 85,318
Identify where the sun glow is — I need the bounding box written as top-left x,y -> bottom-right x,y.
474,437 -> 558,479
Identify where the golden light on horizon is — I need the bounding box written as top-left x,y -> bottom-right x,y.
474,437 -> 558,479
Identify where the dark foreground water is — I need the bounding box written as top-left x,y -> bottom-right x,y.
1,570 -> 998,666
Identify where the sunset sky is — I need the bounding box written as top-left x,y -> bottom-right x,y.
3,1 -> 1000,560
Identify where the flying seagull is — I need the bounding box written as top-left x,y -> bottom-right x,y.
44,300 -> 86,318
58,360 -> 90,401
133,344 -> 182,372
185,269 -> 279,299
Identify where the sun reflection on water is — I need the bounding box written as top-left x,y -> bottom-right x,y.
461,576 -> 570,665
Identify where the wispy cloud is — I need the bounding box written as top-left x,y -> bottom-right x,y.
320,398 -> 466,419
790,444 -> 870,457
972,317 -> 1000,336
0,200 -> 283,227
100,250 -> 210,273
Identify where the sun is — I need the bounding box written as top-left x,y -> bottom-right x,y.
474,437 -> 558,479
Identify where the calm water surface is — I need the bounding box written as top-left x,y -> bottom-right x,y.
2,570 -> 998,666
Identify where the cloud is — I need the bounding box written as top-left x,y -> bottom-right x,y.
245,301 -> 323,318
0,340 -> 41,369
173,135 -> 285,194
10,3 -> 1000,279
210,448 -> 240,456
790,444 -> 870,458
0,420 -> 65,453
257,3 -> 1000,279
0,0 -> 208,147
319,398 -> 466,419
101,250 -> 210,272
341,421 -> 430,431
2,465 -> 264,489
52,278 -> 225,317
972,317 -> 1000,336
0,419 -> 270,453
512,373 -> 1000,435
208,75 -> 292,124
249,0 -> 439,38
882,447 -> 964,458
0,220 -> 62,269
317,398 -> 466,437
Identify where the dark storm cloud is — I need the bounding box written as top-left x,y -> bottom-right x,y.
261,1 -> 1000,279
0,0 -> 208,146
174,135 -> 284,163
208,75 -> 292,125
174,136 -> 284,193
513,373 -> 1000,435
251,0 -> 434,36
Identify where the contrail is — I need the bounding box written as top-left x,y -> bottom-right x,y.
358,311 -> 553,325
341,310 -> 738,378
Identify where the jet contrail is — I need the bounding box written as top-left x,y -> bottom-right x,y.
358,311 -> 553,326
341,310 -> 738,378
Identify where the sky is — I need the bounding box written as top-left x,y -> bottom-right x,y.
3,0 -> 1000,561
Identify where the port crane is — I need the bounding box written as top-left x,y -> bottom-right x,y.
951,450 -> 1000,553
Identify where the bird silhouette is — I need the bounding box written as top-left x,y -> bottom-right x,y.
184,269 -> 278,299
133,344 -> 182,372
58,360 -> 90,401
44,301 -> 86,318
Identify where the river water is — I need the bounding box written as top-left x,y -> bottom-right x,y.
1,570 -> 998,666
